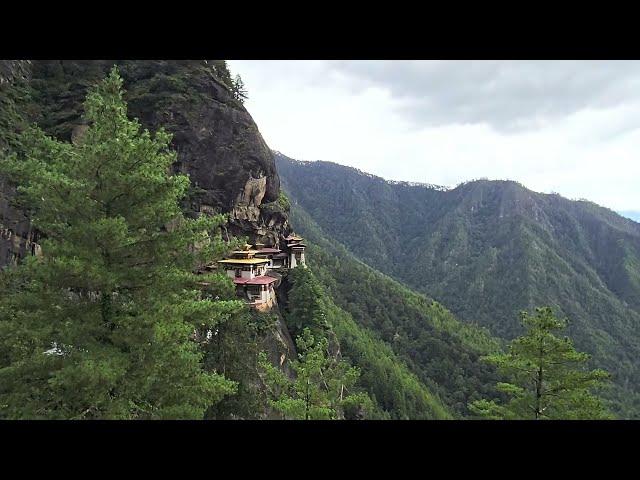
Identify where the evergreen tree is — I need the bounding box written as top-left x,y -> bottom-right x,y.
285,266 -> 330,338
231,74 -> 248,103
0,67 -> 243,419
203,310 -> 279,420
469,307 -> 612,419
0,62 -> 30,153
209,60 -> 233,89
259,328 -> 373,420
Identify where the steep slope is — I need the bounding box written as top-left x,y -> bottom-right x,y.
0,61 -> 300,420
1,60 -> 291,269
287,192 -> 506,417
1,61 -> 454,419
276,152 -> 640,417
279,266 -> 453,419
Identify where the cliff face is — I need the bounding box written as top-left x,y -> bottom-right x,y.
0,61 -> 298,411
0,60 -> 290,268
0,60 -> 30,85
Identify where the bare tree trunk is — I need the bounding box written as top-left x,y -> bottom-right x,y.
535,366 -> 543,419
305,379 -> 310,420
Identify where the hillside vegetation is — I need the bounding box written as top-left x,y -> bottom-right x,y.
276,152 -> 640,417
288,196 -> 507,417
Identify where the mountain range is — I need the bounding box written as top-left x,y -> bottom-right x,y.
275,151 -> 640,417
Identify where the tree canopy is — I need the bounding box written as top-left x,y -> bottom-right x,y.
470,307 -> 612,419
0,67 -> 243,419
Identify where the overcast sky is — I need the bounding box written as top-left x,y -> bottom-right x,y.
228,60 -> 640,215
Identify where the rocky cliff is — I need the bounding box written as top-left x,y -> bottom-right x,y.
0,61 -> 298,416
0,60 -> 290,268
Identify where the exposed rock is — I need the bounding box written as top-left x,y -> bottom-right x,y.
0,60 -> 292,268
0,182 -> 40,266
236,175 -> 267,208
0,60 -> 30,84
70,124 -> 88,145
0,60 -> 297,407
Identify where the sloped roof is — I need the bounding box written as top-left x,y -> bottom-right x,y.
233,276 -> 278,285
232,249 -> 259,256
218,258 -> 269,265
256,247 -> 281,254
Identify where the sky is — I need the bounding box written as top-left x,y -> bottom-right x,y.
228,60 -> 640,216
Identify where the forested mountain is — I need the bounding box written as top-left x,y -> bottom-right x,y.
1,60 -> 290,266
1,60 -> 627,419
276,152 -> 640,417
287,201 -> 506,416
0,60 -> 469,419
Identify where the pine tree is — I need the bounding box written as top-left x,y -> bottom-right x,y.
0,67 -> 244,419
209,60 -> 233,89
231,74 -> 248,103
258,328 -> 373,420
203,310 -> 279,420
469,307 -> 612,419
285,266 -> 330,338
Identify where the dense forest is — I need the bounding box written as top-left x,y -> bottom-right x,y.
276,152 -> 640,418
288,202 -> 506,416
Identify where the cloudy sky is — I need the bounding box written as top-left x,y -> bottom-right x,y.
228,60 -> 640,217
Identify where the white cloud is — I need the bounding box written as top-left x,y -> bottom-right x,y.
228,60 -> 640,212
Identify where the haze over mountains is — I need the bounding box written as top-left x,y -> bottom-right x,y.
275,151 -> 640,417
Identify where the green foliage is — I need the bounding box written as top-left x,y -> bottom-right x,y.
231,74 -> 248,103
26,60 -> 247,145
277,191 -> 290,210
285,267 -> 331,337
326,302 -> 451,419
286,193 -> 504,417
0,67 -> 243,419
259,328 -> 373,420
284,262 -> 451,419
204,309 -> 278,419
469,307 -> 612,419
276,152 -> 640,418
210,60 -> 234,89
0,70 -> 31,152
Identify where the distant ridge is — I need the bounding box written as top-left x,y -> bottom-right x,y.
620,211 -> 640,223
275,150 -> 640,418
